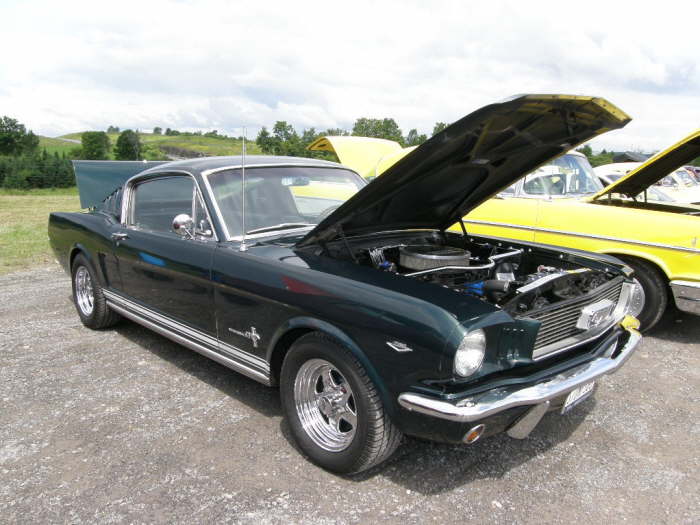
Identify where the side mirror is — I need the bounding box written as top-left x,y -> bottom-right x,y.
196,219 -> 213,237
172,214 -> 194,238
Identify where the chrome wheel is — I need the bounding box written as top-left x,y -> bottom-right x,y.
75,266 -> 94,316
294,358 -> 357,452
629,278 -> 646,319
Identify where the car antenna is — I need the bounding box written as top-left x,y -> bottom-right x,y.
240,127 -> 248,252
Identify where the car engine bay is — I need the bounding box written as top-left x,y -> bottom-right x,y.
342,232 -> 620,316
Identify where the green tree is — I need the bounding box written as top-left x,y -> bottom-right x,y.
576,144 -> 593,157
107,125 -> 120,133
255,121 -> 302,156
323,128 -> 349,137
588,151 -> 615,167
114,129 -> 142,160
404,129 -> 427,147
432,122 -> 449,136
0,116 -> 39,156
81,131 -> 111,160
153,126 -> 162,135
256,126 -> 273,154
352,118 -> 404,144
3,166 -> 32,189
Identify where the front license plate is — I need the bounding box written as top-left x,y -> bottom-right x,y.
561,381 -> 595,414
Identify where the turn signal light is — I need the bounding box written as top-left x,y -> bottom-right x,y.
463,424 -> 485,444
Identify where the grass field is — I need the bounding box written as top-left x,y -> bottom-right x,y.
38,136 -> 80,156
0,187 -> 81,275
58,132 -> 262,158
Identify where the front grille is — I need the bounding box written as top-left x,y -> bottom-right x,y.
526,278 -> 624,359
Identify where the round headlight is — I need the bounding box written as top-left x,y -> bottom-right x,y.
454,329 -> 486,377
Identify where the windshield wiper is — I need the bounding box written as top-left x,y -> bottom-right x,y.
246,223 -> 315,235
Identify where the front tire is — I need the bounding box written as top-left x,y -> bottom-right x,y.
71,254 -> 121,329
280,332 -> 402,474
619,256 -> 668,331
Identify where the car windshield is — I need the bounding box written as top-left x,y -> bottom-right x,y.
206,166 -> 365,239
522,154 -> 603,196
675,169 -> 698,186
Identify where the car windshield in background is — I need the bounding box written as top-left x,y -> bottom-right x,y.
675,169 -> 698,186
206,166 -> 365,239
522,154 -> 603,196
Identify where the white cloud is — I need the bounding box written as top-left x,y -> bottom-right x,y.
0,0 -> 698,152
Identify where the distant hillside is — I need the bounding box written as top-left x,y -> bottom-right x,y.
38,136 -> 80,156
47,132 -> 262,160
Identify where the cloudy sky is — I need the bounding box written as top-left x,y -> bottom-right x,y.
1,0 -> 698,152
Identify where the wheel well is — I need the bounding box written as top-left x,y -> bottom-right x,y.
607,253 -> 668,282
269,327 -> 315,386
69,247 -> 84,270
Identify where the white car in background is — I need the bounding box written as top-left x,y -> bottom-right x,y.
596,171 -> 674,203
656,168 -> 700,203
595,163 -> 700,203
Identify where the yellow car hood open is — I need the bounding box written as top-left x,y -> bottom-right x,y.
592,130 -> 700,201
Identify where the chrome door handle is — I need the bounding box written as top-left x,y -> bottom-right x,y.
111,232 -> 129,241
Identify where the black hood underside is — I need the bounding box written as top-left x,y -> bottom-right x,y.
298,94 -> 630,248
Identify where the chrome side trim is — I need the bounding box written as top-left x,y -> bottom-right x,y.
103,290 -> 270,383
670,280 -> 700,314
397,325 -> 640,423
108,302 -> 270,385
463,219 -> 700,255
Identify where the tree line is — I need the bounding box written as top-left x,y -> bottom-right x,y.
0,116 -> 73,189
255,119 -> 449,158
4,113 -> 696,189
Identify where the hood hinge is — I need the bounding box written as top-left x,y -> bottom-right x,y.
337,223 -> 358,262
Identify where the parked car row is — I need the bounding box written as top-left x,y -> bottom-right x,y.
48,94 -> 694,474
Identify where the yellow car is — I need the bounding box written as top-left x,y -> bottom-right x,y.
310,130 -> 700,330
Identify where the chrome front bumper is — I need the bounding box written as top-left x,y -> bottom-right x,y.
670,280 -> 700,315
398,321 -> 641,425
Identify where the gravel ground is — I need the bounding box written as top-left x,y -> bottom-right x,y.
1,266 -> 698,524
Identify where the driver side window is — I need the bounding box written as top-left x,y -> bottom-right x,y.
129,176 -> 194,234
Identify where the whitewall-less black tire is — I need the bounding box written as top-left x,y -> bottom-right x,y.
71,254 -> 121,329
280,332 -> 402,474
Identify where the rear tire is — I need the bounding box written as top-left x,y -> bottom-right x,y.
280,332 -> 402,474
619,256 -> 667,331
71,254 -> 121,329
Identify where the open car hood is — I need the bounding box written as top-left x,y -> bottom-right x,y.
307,136 -> 405,179
307,136 -> 417,179
297,94 -> 630,248
592,130 -> 700,200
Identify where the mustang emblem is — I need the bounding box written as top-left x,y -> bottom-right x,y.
386,340 -> 413,352
228,326 -> 261,348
